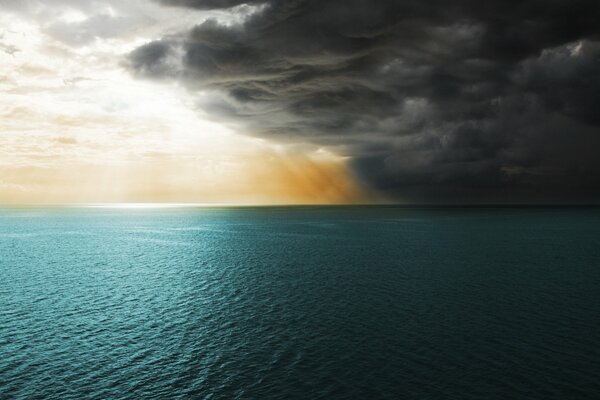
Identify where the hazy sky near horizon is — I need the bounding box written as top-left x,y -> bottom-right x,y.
1,0 -> 599,204
0,0 -> 364,204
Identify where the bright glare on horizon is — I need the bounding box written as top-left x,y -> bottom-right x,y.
83,203 -> 209,209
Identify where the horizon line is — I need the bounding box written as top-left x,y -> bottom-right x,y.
1,202 -> 599,209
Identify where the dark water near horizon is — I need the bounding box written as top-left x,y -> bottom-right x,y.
1,206 -> 600,399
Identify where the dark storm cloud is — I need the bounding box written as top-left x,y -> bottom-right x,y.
129,0 -> 600,203
156,0 -> 264,9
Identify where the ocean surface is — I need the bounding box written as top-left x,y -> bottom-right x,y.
1,206 -> 599,399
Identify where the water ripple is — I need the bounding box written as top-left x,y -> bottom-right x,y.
1,207 -> 600,399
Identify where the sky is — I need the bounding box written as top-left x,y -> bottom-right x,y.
1,0 -> 599,204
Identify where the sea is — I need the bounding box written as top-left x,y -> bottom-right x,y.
1,206 -> 599,399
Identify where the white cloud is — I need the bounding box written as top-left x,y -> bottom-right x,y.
0,2 -> 364,204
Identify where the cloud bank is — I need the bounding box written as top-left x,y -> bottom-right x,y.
128,0 -> 598,202
1,1 -> 367,205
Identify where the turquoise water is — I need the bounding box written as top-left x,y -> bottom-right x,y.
1,206 -> 599,399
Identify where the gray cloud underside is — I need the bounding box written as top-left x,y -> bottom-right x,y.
130,0 -> 600,203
